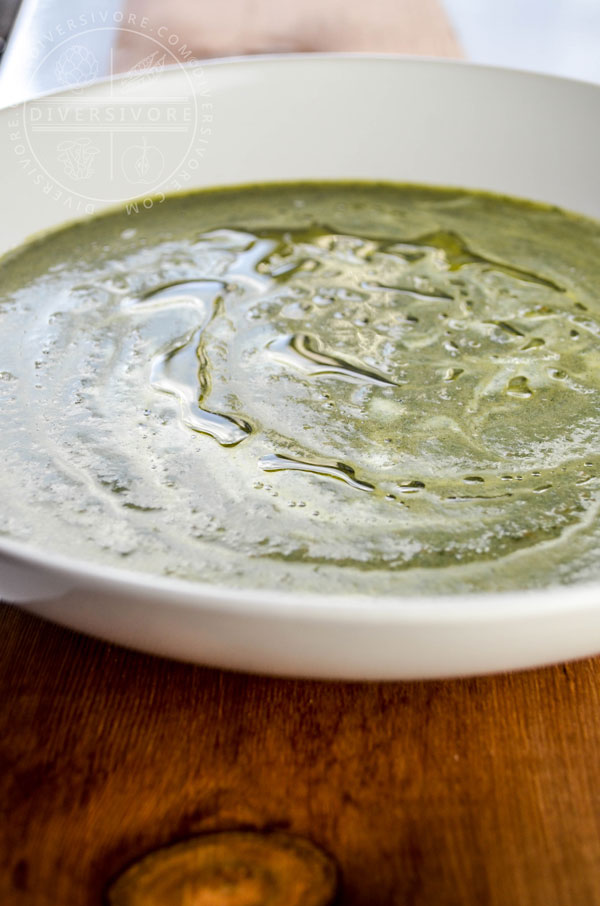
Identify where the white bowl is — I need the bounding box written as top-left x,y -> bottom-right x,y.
1,55 -> 600,679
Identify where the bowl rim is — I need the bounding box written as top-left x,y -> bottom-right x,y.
5,49 -> 600,107
2,531 -> 599,625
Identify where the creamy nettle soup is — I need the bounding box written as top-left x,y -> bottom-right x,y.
2,182 -> 600,594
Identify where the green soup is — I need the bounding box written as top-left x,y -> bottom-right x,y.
2,182 -> 600,594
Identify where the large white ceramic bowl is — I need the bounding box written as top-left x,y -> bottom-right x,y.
2,55 -> 600,679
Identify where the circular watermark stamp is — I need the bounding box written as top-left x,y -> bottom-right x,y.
7,10 -> 214,215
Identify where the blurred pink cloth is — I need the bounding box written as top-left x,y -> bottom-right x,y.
116,0 -> 461,70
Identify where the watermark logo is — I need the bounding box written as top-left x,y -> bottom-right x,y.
55,45 -> 100,87
7,11 -> 213,215
57,137 -> 100,180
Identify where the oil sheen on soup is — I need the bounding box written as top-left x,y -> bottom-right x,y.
2,182 -> 600,594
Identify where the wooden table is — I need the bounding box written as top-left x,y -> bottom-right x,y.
3,2 -> 600,904
2,605 -> 600,905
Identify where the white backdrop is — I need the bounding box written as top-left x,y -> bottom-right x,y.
445,0 -> 600,82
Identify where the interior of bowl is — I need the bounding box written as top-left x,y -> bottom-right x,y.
1,54 -> 600,257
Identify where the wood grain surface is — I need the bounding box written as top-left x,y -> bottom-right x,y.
2,604 -> 600,906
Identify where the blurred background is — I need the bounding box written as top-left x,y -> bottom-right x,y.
1,0 -> 600,84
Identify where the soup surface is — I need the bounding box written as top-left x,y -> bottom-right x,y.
2,182 -> 600,594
